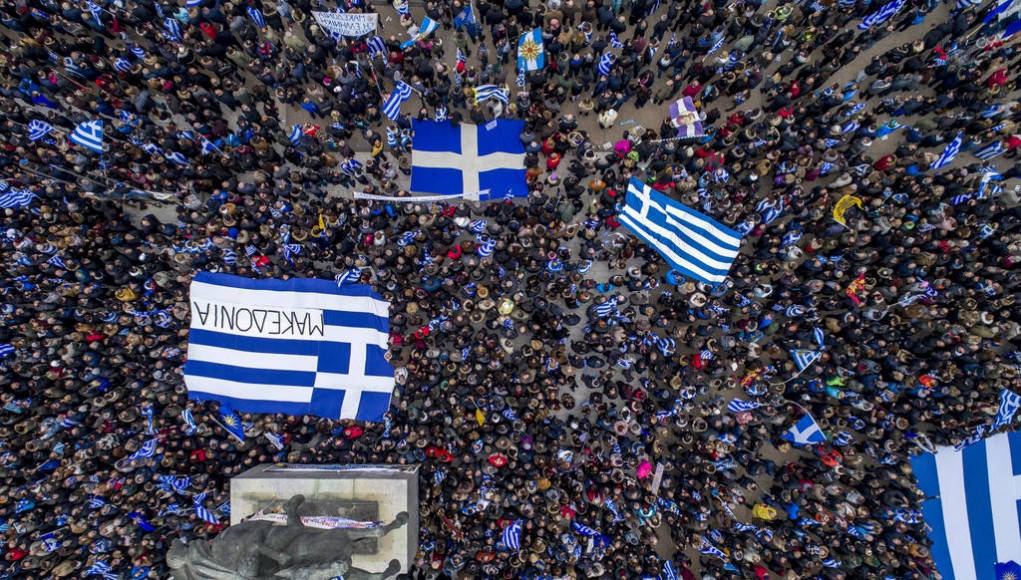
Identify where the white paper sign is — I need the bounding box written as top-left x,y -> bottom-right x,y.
312,11 -> 378,37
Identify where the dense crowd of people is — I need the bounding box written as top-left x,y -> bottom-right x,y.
1,0 -> 1020,577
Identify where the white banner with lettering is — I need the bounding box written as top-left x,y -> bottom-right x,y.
312,11 -> 378,37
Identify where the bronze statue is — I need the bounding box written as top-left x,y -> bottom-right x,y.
167,495 -> 408,579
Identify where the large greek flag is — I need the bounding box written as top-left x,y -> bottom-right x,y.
184,273 -> 394,422
410,119 -> 528,197
618,178 -> 741,284
911,430 -> 1021,580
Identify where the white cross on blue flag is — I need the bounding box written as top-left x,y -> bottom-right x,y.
782,413 -> 826,446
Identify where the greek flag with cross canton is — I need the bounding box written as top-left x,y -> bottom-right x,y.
410,119 -> 528,197
183,272 -> 395,422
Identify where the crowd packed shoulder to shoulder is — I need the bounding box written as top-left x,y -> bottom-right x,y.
1,0 -> 1021,578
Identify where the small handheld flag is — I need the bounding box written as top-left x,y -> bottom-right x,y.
69,120 -> 104,152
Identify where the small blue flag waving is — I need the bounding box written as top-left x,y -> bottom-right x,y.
502,520 -> 522,551
782,413 -> 826,446
219,405 -> 246,442
69,120 -> 104,153
992,389 -> 1021,431
517,29 -> 545,71
28,119 -> 54,141
247,6 -> 266,28
382,81 -> 414,120
931,132 -> 963,171
618,178 -> 741,284
790,349 -> 823,372
727,398 -> 763,413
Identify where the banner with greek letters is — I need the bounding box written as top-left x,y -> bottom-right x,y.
312,11 -> 378,37
184,272 -> 394,422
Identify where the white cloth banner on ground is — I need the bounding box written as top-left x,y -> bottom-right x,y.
353,190 -> 490,202
312,11 -> 378,37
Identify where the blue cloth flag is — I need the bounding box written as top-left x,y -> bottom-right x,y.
790,349 -> 822,372
931,132 -> 963,170
727,398 -> 763,413
410,119 -> 528,197
454,5 -> 475,28
782,413 -> 826,446
70,120 -> 104,152
858,0 -> 906,29
912,431 -> 1021,580
501,520 -> 522,551
382,81 -> 414,120
618,178 -> 742,284
400,17 -> 439,49
474,84 -> 509,105
992,389 -> 1021,431
0,188 -> 34,209
517,29 -> 545,71
247,6 -> 266,28
183,273 -> 395,422
997,561 -> 1021,580
28,119 -> 54,141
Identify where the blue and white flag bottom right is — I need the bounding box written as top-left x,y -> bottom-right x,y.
911,430 -> 1021,580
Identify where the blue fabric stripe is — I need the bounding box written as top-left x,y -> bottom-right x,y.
410,120 -> 462,153
480,168 -> 530,198
355,392 -> 392,422
322,310 -> 389,331
410,166 -> 465,195
1009,430 -> 1021,466
911,451 -> 940,497
189,328 -> 321,355
621,212 -> 733,279
921,496 -> 954,580
189,392 -> 318,417
185,360 -> 317,387
366,345 -> 394,377
476,120 -> 525,156
962,442 -> 996,580
309,388 -> 346,418
194,272 -> 382,299
315,344 -> 352,373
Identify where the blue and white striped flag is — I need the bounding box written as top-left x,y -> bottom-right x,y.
912,430 -> 1021,580
502,520 -> 522,551
69,120 -> 103,152
128,437 -> 159,460
474,85 -> 509,105
164,17 -> 182,41
973,140 -> 1005,161
663,560 -> 679,580
85,560 -> 118,579
469,220 -> 487,233
200,137 -> 217,155
89,496 -> 107,509
0,188 -> 35,209
193,491 -> 220,524
288,125 -> 303,146
182,408 -> 199,435
475,235 -> 496,258
265,432 -> 285,450
382,81 -> 414,120
618,178 -> 741,284
813,327 -> 825,350
727,398 -> 763,413
572,522 -> 601,536
165,151 -> 189,165
598,53 -> 615,76
367,36 -> 386,59
699,536 -> 727,558
184,273 -> 394,421
335,268 -> 363,285
340,158 -> 363,175
707,36 -> 725,56
113,57 -> 133,72
187,0 -> 202,7
222,248 -> 237,266
609,31 -> 624,49
247,6 -> 266,28
930,133 -> 963,170
790,349 -> 822,372
992,389 -> 1021,431
130,45 -> 146,59
28,119 -> 54,141
516,69 -> 526,87
858,0 -> 906,29
593,297 -> 618,318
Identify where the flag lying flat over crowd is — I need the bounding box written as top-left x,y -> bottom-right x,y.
183,272 -> 395,422
911,429 -> 1021,580
617,178 -> 742,284
669,97 -> 705,139
410,119 -> 528,198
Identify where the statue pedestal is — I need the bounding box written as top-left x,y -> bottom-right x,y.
230,464 -> 419,575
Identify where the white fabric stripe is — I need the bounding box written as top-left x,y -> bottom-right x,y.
618,211 -> 728,283
462,127 -> 480,193
322,327 -> 389,346
412,151 -> 525,188
187,344 -> 319,371
936,448 -> 977,580
985,435 -> 1021,560
190,282 -> 390,321
313,373 -> 395,392
627,181 -> 741,251
185,376 -> 314,402
340,343 -> 369,418
619,203 -> 738,271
